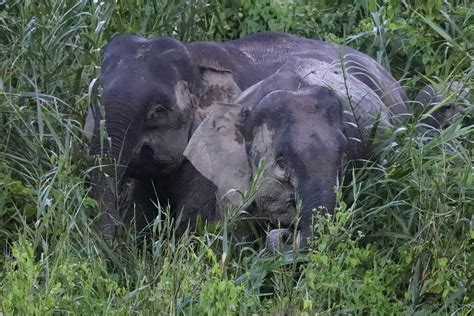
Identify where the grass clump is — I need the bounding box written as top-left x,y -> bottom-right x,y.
1,0 -> 472,314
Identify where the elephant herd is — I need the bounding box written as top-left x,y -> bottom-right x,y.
84,32 -> 459,251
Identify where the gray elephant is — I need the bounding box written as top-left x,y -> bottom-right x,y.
84,31 -> 413,238
414,81 -> 469,129
183,56 -> 402,250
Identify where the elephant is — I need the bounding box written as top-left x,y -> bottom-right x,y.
183,56 -> 400,250
86,31 -> 452,240
414,81 -> 469,129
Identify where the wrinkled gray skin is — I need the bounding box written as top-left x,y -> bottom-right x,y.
184,57 -> 400,251
184,56 -> 466,251
85,31 -> 452,241
414,81 -> 469,128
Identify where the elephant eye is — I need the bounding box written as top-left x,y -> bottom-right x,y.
152,104 -> 167,114
146,104 -> 168,126
274,156 -> 289,181
276,156 -> 286,169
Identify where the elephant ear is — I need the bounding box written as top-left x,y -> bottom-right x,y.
189,66 -> 242,132
187,43 -> 243,130
84,78 -> 102,143
184,102 -> 251,206
84,105 -> 98,143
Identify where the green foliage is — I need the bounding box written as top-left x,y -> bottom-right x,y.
0,0 -> 472,314
301,212 -> 407,314
347,119 -> 473,311
197,257 -> 243,315
2,239 -> 50,313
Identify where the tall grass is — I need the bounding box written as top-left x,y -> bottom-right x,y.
1,0 -> 472,314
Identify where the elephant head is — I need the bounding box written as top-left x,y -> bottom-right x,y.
85,34 -> 241,179
86,34 -> 203,179
184,83 -> 346,249
184,62 -> 392,251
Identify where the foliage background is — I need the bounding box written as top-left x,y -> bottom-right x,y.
0,0 -> 472,314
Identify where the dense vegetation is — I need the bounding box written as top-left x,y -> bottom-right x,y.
1,0 -> 472,314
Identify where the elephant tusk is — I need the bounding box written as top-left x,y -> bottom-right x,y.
266,228 -> 301,254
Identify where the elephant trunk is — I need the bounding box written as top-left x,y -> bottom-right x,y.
89,97 -> 144,177
266,170 -> 339,253
89,97 -> 144,238
90,170 -> 122,239
297,177 -> 337,247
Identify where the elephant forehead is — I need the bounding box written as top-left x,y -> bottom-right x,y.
135,45 -> 153,59
292,115 -> 340,152
252,123 -> 276,156
251,109 -> 340,154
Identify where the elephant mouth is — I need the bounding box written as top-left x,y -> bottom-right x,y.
254,195 -> 298,228
126,154 -> 180,179
251,195 -> 307,253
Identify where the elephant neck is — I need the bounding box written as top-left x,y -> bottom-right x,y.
150,160 -> 218,222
